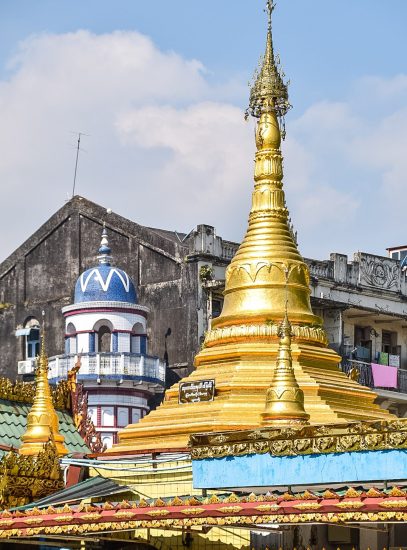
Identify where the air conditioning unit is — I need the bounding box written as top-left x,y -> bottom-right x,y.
17,359 -> 36,375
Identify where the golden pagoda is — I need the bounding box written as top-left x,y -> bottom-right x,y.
19,324 -> 68,457
262,301 -> 309,427
113,1 -> 390,452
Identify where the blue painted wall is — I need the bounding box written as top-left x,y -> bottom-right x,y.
192,449 -> 407,489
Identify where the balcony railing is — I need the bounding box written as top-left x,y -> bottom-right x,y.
18,352 -> 166,387
341,360 -> 407,394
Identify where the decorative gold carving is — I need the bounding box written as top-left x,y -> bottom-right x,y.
204,322 -> 328,347
388,487 -> 406,497
217,506 -> 243,514
344,488 -> 361,498
190,418 -> 407,459
3,505 -> 407,539
53,515 -> 74,522
293,503 -> 322,511
170,496 -> 184,506
223,493 -> 240,503
0,520 -> 13,527
0,442 -> 63,509
366,488 -> 383,498
0,377 -> 69,410
335,502 -> 365,510
255,504 -> 280,512
146,510 -> 170,517
379,500 -> 407,509
180,508 -> 205,515
68,357 -> 105,453
114,511 -> 135,519
246,0 -> 291,121
24,518 -> 44,525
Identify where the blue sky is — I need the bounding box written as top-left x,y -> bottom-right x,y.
1,1 -> 407,261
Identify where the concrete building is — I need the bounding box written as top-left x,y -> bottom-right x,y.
2,196 -> 407,416
0,196 -> 199,384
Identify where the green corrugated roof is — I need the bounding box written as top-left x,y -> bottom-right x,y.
0,399 -> 90,455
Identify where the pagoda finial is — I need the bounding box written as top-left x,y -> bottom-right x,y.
98,223 -> 112,265
247,1 -> 291,128
262,296 -> 309,427
266,0 -> 274,31
19,313 -> 69,456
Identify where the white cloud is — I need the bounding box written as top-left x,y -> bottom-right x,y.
0,29 -> 406,263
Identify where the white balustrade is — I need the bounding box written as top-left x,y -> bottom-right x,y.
47,352 -> 166,385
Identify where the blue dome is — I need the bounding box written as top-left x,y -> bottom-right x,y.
74,264 -> 137,304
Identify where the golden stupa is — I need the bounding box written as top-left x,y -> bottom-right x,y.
19,325 -> 68,457
113,1 -> 390,452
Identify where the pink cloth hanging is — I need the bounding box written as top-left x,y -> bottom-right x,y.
371,363 -> 398,388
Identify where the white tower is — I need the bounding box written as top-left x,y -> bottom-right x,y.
48,226 -> 165,448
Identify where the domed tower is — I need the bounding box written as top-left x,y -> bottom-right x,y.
48,226 -> 165,448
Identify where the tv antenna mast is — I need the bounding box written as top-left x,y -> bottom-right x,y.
71,132 -> 89,198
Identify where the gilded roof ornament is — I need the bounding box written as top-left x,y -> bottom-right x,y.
19,316 -> 69,457
246,0 -> 291,128
262,300 -> 310,427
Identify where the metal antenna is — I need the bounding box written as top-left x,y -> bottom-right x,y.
71,132 -> 89,198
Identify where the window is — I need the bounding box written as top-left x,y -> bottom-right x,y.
131,409 -> 141,424
101,406 -> 114,427
353,325 -> 371,361
98,326 -> 111,352
131,335 -> 140,353
26,328 -> 40,359
88,407 -> 98,425
212,299 -> 223,319
117,407 -> 129,428
382,330 -> 400,355
66,323 -> 77,355
101,433 -> 114,449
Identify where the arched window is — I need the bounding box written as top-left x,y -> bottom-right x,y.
98,326 -> 111,353
131,322 -> 146,354
23,317 -> 40,360
66,322 -> 77,355
93,320 -> 113,353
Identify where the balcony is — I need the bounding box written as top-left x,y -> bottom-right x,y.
19,352 -> 166,388
341,359 -> 407,394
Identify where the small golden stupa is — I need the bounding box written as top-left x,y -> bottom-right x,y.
262,300 -> 309,427
19,323 -> 68,457
113,1 -> 390,452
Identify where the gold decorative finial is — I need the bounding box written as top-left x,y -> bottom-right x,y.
247,1 -> 291,126
266,0 -> 274,31
262,300 -> 309,426
19,314 -> 68,456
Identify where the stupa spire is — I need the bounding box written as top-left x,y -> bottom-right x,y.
262,298 -> 309,426
209,0 -> 323,342
19,315 -> 68,456
112,3 -> 391,453
246,0 -> 291,126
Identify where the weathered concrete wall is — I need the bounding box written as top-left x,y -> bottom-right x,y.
0,196 -> 199,382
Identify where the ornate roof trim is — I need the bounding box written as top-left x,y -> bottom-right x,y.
189,419 -> 407,459
2,488 -> 407,536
